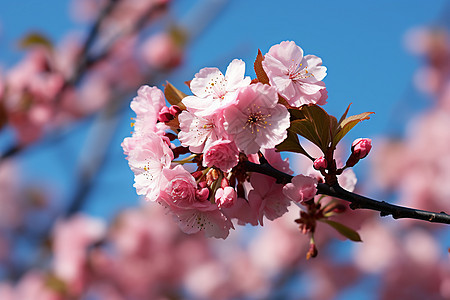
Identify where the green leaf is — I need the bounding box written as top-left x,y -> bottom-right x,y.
254,49 -> 270,85
320,219 -> 362,242
168,25 -> 189,48
276,130 -> 313,160
290,119 -> 322,149
332,111 -> 374,148
164,82 -> 187,110
288,104 -> 333,152
18,32 -> 53,51
302,104 -> 332,149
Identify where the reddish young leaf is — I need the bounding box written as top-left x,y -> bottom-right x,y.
254,49 -> 270,85
163,82 -> 187,110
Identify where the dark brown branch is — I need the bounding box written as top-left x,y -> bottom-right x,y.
243,160 -> 450,225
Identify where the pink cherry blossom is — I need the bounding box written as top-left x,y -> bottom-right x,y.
282,174 -> 318,204
203,139 -> 240,172
178,110 -> 224,153
158,165 -> 233,238
221,196 -> 259,226
262,41 -> 327,107
223,83 -> 290,154
338,168 -> 357,192
248,174 -> 291,225
124,132 -> 173,201
182,59 -> 251,116
130,85 -> 167,135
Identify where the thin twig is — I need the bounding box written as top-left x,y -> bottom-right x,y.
243,160 -> 450,225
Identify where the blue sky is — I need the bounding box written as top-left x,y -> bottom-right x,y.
1,0 -> 447,136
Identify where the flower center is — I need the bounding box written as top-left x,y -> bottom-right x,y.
244,104 -> 271,134
288,61 -> 314,81
204,73 -> 227,99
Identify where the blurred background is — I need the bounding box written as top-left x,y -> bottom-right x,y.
0,0 -> 449,299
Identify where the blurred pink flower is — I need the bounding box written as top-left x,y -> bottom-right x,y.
0,271 -> 62,300
52,214 -> 106,295
223,83 -> 290,154
141,33 -> 183,69
248,173 -> 291,225
283,174 -> 317,204
262,40 -> 327,107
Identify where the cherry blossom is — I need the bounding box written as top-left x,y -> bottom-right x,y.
262,41 -> 327,107
182,59 -> 251,116
157,165 -> 233,239
202,139 -> 240,172
282,174 -> 318,204
248,173 -> 291,225
123,132 -> 173,201
130,85 -> 167,136
215,186 -> 237,208
178,110 -> 224,153
223,83 -> 290,154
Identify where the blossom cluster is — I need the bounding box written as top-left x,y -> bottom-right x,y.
123,41 -> 349,239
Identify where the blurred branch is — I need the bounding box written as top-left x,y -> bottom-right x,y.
243,160 -> 450,225
70,0 -> 120,86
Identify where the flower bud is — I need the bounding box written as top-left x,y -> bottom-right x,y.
157,106 -> 174,122
169,105 -> 182,116
313,156 -> 327,170
206,168 -> 219,186
196,187 -> 209,202
221,177 -> 230,188
215,187 -> 236,208
306,243 -> 318,260
351,138 -> 372,159
192,171 -> 204,180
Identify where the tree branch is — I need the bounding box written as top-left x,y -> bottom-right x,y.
243,160 -> 450,225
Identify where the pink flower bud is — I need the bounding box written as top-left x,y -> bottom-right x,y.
313,156 -> 327,170
196,187 -> 209,202
352,138 -> 372,159
169,105 -> 182,116
215,187 -> 237,208
306,243 -> 318,260
221,178 -> 230,188
157,106 -> 174,122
